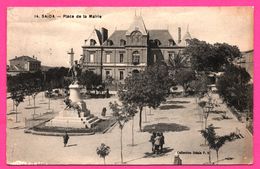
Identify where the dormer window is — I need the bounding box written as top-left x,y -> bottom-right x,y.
120,39 -> 126,46
90,39 -> 96,46
168,39 -> 175,46
107,40 -> 113,46
154,39 -> 161,46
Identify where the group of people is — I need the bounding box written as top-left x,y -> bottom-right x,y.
149,132 -> 165,154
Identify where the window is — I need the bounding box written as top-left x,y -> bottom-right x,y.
90,54 -> 94,63
131,31 -> 142,44
154,39 -> 161,46
107,40 -> 113,46
154,54 -> 157,63
169,53 -> 175,61
90,39 -> 96,46
169,39 -> 175,46
169,53 -> 174,61
106,54 -> 110,63
120,39 -> 126,46
132,51 -> 140,65
106,71 -> 110,77
120,54 -> 124,63
119,71 -> 124,80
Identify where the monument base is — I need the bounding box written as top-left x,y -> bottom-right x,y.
45,80 -> 100,129
45,109 -> 101,128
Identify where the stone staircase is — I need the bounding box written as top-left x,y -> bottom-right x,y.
45,110 -> 101,129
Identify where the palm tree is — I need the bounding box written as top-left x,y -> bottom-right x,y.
168,51 -> 189,77
201,124 -> 239,164
96,143 -> 111,164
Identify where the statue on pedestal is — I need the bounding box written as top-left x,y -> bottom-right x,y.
68,60 -> 81,84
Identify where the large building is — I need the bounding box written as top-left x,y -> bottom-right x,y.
8,55 -> 41,76
80,15 -> 192,82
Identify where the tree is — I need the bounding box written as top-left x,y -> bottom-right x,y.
189,72 -> 210,97
96,143 -> 111,164
216,64 -> 251,111
79,70 -> 102,93
109,101 -> 135,164
201,124 -> 239,164
10,87 -> 25,123
184,39 -> 241,72
45,67 -> 69,89
175,68 -> 196,93
118,62 -> 172,131
168,50 -> 189,76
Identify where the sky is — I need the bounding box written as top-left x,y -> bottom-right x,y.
7,7 -> 254,67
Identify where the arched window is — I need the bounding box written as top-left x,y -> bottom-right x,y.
120,39 -> 126,46
107,39 -> 113,46
132,51 -> 140,65
90,39 -> 96,46
154,39 -> 161,46
168,39 -> 175,46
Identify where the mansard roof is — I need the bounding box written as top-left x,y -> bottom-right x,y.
148,30 -> 176,46
103,29 -> 176,47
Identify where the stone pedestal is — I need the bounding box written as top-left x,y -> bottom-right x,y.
45,81 -> 99,128
69,83 -> 82,103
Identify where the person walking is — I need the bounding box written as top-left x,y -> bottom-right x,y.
159,132 -> 165,153
173,152 -> 182,165
154,132 -> 161,154
63,131 -> 70,147
149,132 -> 156,153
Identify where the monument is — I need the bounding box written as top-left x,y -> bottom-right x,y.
46,56 -> 100,129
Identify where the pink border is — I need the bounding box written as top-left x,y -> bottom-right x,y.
0,0 -> 258,169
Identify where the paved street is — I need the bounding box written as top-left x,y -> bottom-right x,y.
6,92 -> 252,165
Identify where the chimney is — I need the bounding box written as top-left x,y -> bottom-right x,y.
101,27 -> 108,43
15,56 -> 17,59
33,55 -> 35,59
178,27 -> 181,43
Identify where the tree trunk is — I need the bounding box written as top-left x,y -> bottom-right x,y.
33,97 -> 36,116
120,128 -> 123,164
12,100 -> 15,111
15,105 -> 18,123
216,150 -> 219,164
144,107 -> 147,122
103,157 -> 106,164
139,107 -> 143,132
208,148 -> 211,164
132,116 -> 134,146
48,97 -> 51,110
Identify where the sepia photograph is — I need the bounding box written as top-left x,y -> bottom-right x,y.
6,7 -> 253,165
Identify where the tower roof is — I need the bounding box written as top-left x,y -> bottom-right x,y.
179,25 -> 192,46
126,15 -> 147,36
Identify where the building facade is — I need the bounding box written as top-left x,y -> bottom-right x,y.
8,55 -> 41,76
80,15 -> 191,82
